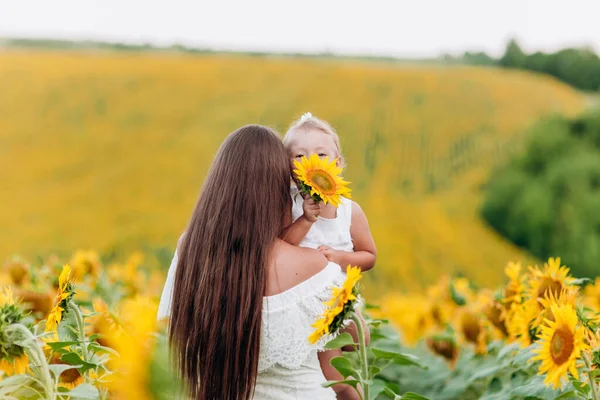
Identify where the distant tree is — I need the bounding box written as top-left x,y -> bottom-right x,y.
462,51 -> 496,66
524,51 -> 549,73
499,38 -> 527,68
482,112 -> 600,278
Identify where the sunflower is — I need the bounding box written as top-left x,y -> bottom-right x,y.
6,259 -> 29,286
107,296 -> 159,400
308,266 -> 362,344
421,276 -> 458,329
0,288 -> 28,380
87,298 -> 118,347
0,286 -> 14,306
583,278 -> 600,313
15,289 -> 54,316
49,353 -> 84,389
0,355 -> 29,379
426,335 -> 459,369
484,298 -> 509,337
293,154 -> 351,207
535,287 -> 580,329
70,250 -> 101,281
375,293 -> 431,346
503,262 -> 525,311
533,303 -> 587,389
455,297 -> 492,356
505,300 -> 540,347
45,264 -> 75,333
527,258 -> 575,304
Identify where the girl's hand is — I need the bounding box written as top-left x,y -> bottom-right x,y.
317,245 -> 340,264
302,197 -> 321,222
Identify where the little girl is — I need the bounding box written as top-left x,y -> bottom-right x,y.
280,113 -> 376,400
281,112 -> 377,272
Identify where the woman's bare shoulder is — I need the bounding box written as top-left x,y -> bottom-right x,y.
267,240 -> 329,295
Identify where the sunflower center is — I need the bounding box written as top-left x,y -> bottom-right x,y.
426,338 -> 458,362
485,302 -> 509,336
60,367 -> 81,384
308,170 -> 336,194
431,304 -> 443,325
461,312 -> 481,343
550,327 -> 575,365
537,278 -> 562,300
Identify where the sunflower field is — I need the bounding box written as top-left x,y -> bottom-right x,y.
2,252 -> 600,399
0,49 -> 587,294
1,48 -> 598,398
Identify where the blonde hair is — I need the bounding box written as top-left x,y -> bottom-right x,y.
283,112 -> 344,164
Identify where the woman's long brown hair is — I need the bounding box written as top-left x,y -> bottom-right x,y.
169,125 -> 291,400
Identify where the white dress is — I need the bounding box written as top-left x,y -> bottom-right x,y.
157,251 -> 347,400
291,186 -> 354,252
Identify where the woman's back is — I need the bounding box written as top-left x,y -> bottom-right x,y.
257,241 -> 345,399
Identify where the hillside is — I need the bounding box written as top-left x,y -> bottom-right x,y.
0,50 -> 585,294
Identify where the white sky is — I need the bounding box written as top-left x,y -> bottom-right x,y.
0,0 -> 598,58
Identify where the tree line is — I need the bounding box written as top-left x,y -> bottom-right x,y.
481,111 -> 600,278
457,39 -> 600,92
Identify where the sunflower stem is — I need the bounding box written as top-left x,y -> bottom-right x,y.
583,352 -> 600,400
351,312 -> 370,400
7,323 -> 55,400
69,301 -> 89,381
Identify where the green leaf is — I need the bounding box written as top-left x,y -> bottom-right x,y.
322,379 -> 360,389
47,341 -> 81,351
553,390 -> 582,399
88,334 -> 101,341
369,365 -> 382,379
86,342 -> 119,357
370,331 -> 394,341
469,365 -> 503,381
571,278 -> 592,286
449,280 -> 467,306
371,348 -> 426,369
364,303 -> 381,310
401,393 -> 431,400
497,341 -> 520,360
62,383 -> 99,399
370,378 -> 387,399
383,387 -> 402,399
0,374 -> 32,394
324,333 -> 356,350
330,356 -> 359,379
569,376 -> 590,395
512,345 -> 537,367
60,352 -> 97,373
48,363 -> 82,378
510,378 -> 551,397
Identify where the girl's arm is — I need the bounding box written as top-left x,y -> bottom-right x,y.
318,349 -> 362,400
318,201 -> 377,271
279,197 -> 320,245
318,309 -> 370,400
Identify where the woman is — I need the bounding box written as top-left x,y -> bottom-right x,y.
158,125 -> 366,399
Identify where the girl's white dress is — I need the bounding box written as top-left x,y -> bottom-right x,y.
158,251 -> 346,400
290,186 -> 354,252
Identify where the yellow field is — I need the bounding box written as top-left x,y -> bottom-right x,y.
0,50 -> 585,294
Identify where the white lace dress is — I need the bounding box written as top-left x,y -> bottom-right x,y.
158,251 -> 347,400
